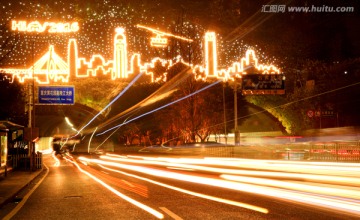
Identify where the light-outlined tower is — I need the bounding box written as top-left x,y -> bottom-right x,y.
113,27 -> 127,79
241,49 -> 258,73
68,39 -> 78,80
204,32 -> 217,78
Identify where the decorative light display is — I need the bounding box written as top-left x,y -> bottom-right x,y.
113,27 -> 128,79
1,26 -> 280,84
204,32 -> 218,78
11,20 -> 79,33
136,24 -> 193,48
0,1 -> 281,81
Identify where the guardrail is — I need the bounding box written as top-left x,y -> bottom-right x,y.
308,142 -> 360,161
111,141 -> 360,162
8,152 -> 43,170
35,152 -> 43,169
252,141 -> 360,161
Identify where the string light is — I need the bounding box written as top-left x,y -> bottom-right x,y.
1,29 -> 280,85
0,2 -> 281,85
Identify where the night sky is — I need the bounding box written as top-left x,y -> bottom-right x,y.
0,0 -> 359,69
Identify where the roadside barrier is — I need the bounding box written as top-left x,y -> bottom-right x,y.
111,141 -> 360,162
8,152 -> 43,170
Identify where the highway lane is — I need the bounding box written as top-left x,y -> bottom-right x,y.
4,153 -> 360,219
76,154 -> 360,219
6,155 -> 161,220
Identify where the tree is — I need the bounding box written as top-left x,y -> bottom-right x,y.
161,77 -> 225,143
0,73 -> 26,124
73,76 -> 126,115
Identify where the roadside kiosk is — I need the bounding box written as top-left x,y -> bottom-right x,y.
0,121 -> 24,176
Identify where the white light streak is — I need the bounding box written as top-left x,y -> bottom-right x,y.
78,155 -> 360,216
76,71 -> 144,136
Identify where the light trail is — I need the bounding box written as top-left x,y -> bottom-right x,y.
52,151 -> 60,167
221,175 -> 360,200
101,155 -> 360,185
75,71 -> 144,136
98,164 -> 269,214
126,155 -> 360,168
88,127 -> 97,153
78,155 -> 360,217
96,79 -> 222,135
65,157 -> 164,219
93,67 -> 192,136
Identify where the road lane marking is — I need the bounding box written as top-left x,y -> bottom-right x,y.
160,207 -> 183,220
3,164 -> 50,220
122,179 -> 135,187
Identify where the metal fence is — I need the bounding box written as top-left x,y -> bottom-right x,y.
8,153 -> 43,170
112,141 -> 360,162
307,142 -> 360,161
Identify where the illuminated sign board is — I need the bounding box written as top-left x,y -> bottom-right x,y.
38,86 -> 75,105
242,74 -> 285,95
11,20 -> 79,33
1,136 -> 7,167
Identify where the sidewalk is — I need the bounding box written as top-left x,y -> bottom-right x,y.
0,168 -> 43,208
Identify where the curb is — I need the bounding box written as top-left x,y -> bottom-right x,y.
0,167 -> 45,209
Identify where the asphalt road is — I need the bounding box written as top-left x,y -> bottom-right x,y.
2,153 -> 359,220
4,156 -> 157,220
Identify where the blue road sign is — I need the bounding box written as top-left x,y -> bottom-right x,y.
38,86 -> 75,105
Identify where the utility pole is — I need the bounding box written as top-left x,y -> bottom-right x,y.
234,82 -> 240,146
27,71 -> 33,171
222,83 -> 227,146
28,40 -> 35,171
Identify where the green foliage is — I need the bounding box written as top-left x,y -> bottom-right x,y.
245,94 -> 305,135
246,58 -> 360,134
73,77 -> 126,115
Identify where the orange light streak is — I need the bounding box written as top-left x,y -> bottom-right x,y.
98,164 -> 269,214
107,155 -> 360,184
66,157 -> 164,219
51,151 -> 60,167
79,156 -> 360,216
102,155 -> 360,184
221,175 -> 360,200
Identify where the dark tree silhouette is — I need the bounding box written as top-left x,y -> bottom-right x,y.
0,73 -> 26,124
